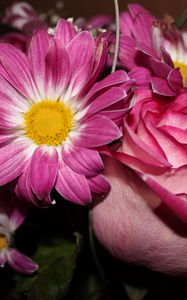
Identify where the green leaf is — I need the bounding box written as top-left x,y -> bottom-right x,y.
14,234 -> 82,300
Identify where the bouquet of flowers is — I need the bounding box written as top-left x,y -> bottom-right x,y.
0,1 -> 187,299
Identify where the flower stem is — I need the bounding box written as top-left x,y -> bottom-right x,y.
111,0 -> 120,73
175,7 -> 187,29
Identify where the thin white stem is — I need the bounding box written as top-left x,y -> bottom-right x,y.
111,0 -> 120,73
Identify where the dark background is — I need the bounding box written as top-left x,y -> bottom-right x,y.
0,0 -> 187,20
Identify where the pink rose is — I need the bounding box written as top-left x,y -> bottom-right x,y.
92,89 -> 187,275
114,89 -> 187,223
92,156 -> 187,275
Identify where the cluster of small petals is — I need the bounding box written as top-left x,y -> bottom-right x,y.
0,188 -> 38,274
0,18 -> 132,206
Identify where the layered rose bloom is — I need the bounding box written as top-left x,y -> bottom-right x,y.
0,18 -> 133,206
0,188 -> 38,274
92,89 -> 187,275
118,4 -> 187,96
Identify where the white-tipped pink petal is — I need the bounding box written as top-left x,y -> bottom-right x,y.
85,87 -> 126,118
74,115 -> 122,148
0,251 -> 7,267
63,147 -> 103,177
8,249 -> 38,274
45,39 -> 70,100
56,162 -> 91,205
0,140 -> 32,186
55,19 -> 77,46
28,29 -> 51,99
30,147 -> 59,201
0,44 -> 38,100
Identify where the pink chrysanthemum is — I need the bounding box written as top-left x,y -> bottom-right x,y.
0,188 -> 38,274
0,19 -> 131,206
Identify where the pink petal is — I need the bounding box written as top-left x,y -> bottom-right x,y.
0,140 -> 31,186
8,248 -> 38,274
84,70 -> 129,105
30,147 -> 59,202
56,162 -> 91,205
67,31 -> 95,80
63,147 -> 103,177
74,115 -> 122,148
141,174 -> 187,223
85,87 -> 126,118
119,35 -> 137,69
45,39 -> 70,99
0,44 -> 38,100
55,18 -> 77,46
28,29 -> 51,99
88,174 -> 110,194
15,163 -> 38,205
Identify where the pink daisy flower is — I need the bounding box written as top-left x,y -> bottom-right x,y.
0,19 -> 131,206
0,188 -> 38,274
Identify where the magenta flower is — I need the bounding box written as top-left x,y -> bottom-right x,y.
0,19 -> 131,206
118,4 -> 185,96
0,188 -> 38,274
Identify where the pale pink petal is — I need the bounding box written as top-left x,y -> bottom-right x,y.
92,156 -> 187,275
56,162 -> 91,205
55,18 -> 77,46
123,124 -> 171,168
8,248 -> 38,274
140,174 -> 187,223
63,147 -> 103,177
74,115 -> 122,148
30,147 -> 59,202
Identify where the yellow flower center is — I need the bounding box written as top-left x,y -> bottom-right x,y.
24,100 -> 73,146
174,61 -> 187,85
0,234 -> 8,250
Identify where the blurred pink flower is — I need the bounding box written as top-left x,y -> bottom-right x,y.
0,188 -> 38,274
118,4 -> 186,96
0,19 -> 133,206
92,156 -> 187,275
2,2 -> 46,34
